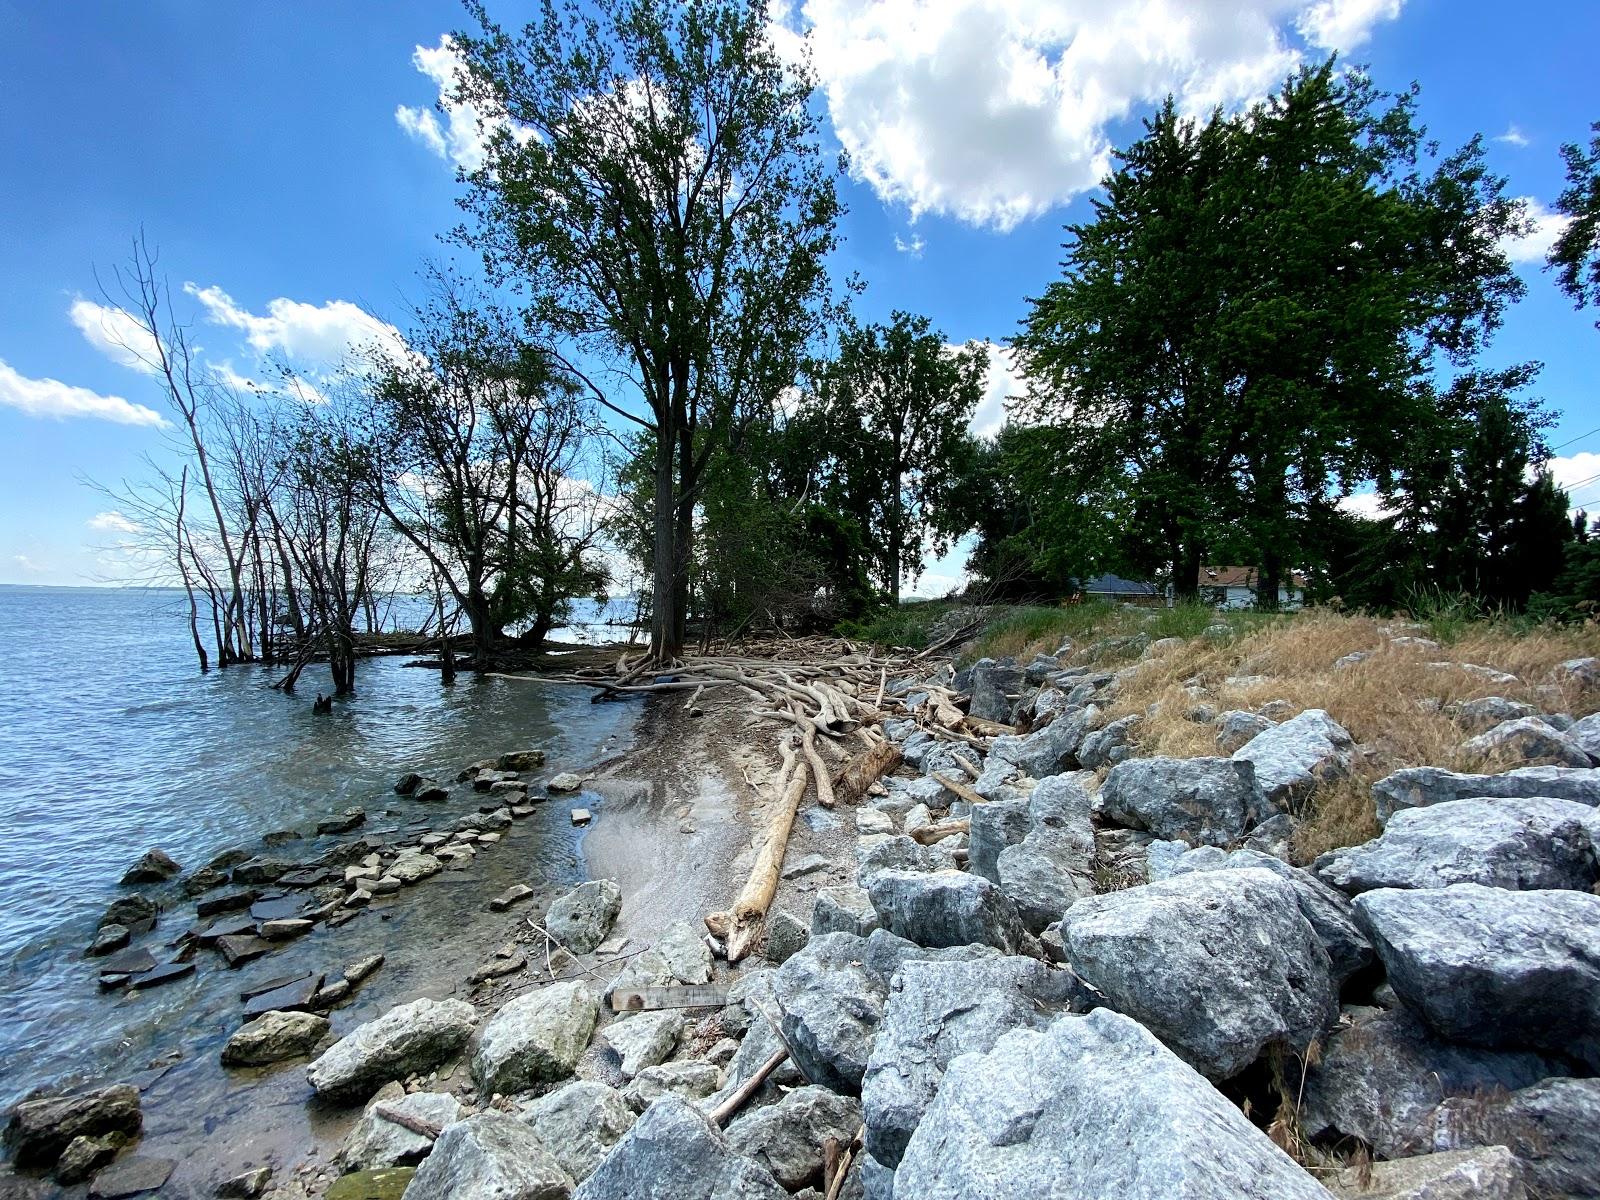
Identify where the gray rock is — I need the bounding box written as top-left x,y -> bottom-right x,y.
1373,765 -> 1600,825
307,997 -> 477,1103
860,928 -> 1002,984
862,956 -> 1079,1167
1556,655 -> 1600,686
1327,1146 -> 1524,1200
1426,1077 -> 1600,1200
1231,708 -> 1355,810
994,774 -> 1095,931
655,920 -> 715,985
216,1166 -> 274,1198
521,1080 -> 635,1183
572,1094 -> 785,1199
545,880 -> 623,954
404,1111 -> 572,1200
1063,868 -> 1336,1079
811,885 -> 879,938
855,836 -> 957,887
894,1008 -> 1332,1199
473,980 -> 599,1095
771,933 -> 888,1094
988,705 -> 1099,777
1355,884 -> 1600,1068
1097,755 -> 1266,845
867,870 -> 1028,954
1217,710 -> 1276,753
726,1086 -> 861,1190
620,1061 -> 721,1113
967,798 -> 1030,884
969,659 -> 1024,723
548,771 -> 583,791
1300,1005 -> 1567,1160
87,924 -> 130,956
762,911 -> 809,965
386,852 -> 441,885
1571,711 -> 1600,761
1242,812 -> 1299,860
55,1134 -> 124,1185
1077,714 -> 1140,768
1315,796 -> 1599,894
1460,716 -> 1592,768
4,1085 -> 143,1167
1023,654 -> 1060,685
600,1010 -> 683,1079
338,1083 -> 461,1170
221,1010 -> 329,1066
99,895 -> 157,931
87,1155 -> 175,1199
781,852 -> 832,880
1444,696 -> 1540,733
120,849 -> 180,885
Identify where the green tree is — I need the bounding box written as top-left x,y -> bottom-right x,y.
450,0 -> 843,660
1550,121 -> 1600,327
809,313 -> 987,602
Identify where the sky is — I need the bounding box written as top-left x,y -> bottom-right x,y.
1,0 -> 1597,594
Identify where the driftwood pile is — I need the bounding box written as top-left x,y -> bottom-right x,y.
537,634 -> 1013,962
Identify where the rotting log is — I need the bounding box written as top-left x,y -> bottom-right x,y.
910,818 -> 970,845
832,740 -> 901,806
709,735 -> 809,963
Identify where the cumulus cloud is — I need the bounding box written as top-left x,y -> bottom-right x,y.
11,554 -> 45,574
965,341 -> 1028,438
1502,197 -> 1572,265
785,0 -> 1406,230
893,232 -> 926,258
69,299 -> 164,374
182,284 -> 408,371
1545,452 -> 1600,506
1494,124 -> 1530,148
87,511 -> 142,534
396,35 -> 534,172
903,568 -> 967,600
0,359 -> 165,427
1338,490 -> 1393,520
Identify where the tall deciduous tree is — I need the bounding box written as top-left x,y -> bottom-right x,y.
450,0 -> 842,660
1550,121 -> 1600,328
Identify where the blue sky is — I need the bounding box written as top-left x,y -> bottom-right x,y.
1,0 -> 1596,590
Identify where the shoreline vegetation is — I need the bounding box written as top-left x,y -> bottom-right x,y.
7,600 -> 1600,1197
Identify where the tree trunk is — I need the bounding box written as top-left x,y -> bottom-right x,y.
1172,540 -> 1202,602
650,435 -> 681,662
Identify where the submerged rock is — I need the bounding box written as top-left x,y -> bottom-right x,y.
3,1084 -> 142,1168
221,1010 -> 329,1067
473,980 -> 599,1095
86,1155 -> 174,1199
894,1008 -> 1332,1199
571,1095 -> 785,1199
306,997 -> 477,1103
120,849 -> 180,885
1355,884 -> 1600,1068
1063,868 -> 1335,1080
403,1111 -> 571,1200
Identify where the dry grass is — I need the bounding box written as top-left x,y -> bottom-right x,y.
1083,609 -> 1600,861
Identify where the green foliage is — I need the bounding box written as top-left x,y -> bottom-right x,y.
1550,121 -> 1600,328
1530,515 -> 1600,623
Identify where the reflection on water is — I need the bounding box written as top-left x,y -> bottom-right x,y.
0,587 -> 638,1125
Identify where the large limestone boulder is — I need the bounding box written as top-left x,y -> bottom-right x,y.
1076,713 -> 1140,769
1300,1005 -> 1567,1159
1315,796 -> 1599,894
1097,756 -> 1266,845
1569,710 -> 1600,762
1444,696 -> 1539,733
1327,1146 -> 1524,1200
1459,716 -> 1592,768
770,933 -> 888,1093
995,774 -> 1095,932
810,884 -> 879,938
855,836 -> 958,888
402,1111 -> 571,1200
861,956 -> 1079,1168
599,1011 -> 683,1079
894,1008 -> 1332,1199
472,981 -> 599,1095
545,880 -> 622,954
221,1010 -> 330,1066
724,1086 -> 861,1191
1217,710 -> 1275,754
307,998 -> 477,1103
571,1095 -> 785,1199
866,869 -> 1029,954
988,705 -> 1099,777
520,1080 -> 634,1183
1426,1077 -> 1600,1200
967,797 -> 1031,884
3,1085 -> 141,1168
1371,765 -> 1600,825
1355,884 -> 1600,1069
1062,868 -> 1335,1079
338,1083 -> 461,1171
1231,709 -> 1355,809
969,658 -> 1024,723
620,1061 -> 721,1113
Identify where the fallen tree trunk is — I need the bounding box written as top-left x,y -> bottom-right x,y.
710,735 -> 809,962
832,740 -> 901,806
910,817 -> 970,845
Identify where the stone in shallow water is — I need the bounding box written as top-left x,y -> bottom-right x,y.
322,1166 -> 416,1200
217,934 -> 273,968
307,997 -> 478,1102
87,1156 -> 174,1199
127,961 -> 195,990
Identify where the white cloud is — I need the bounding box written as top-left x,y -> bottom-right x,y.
893,232 -> 926,258
1545,452 -> 1600,502
1338,490 -> 1393,520
182,284 -> 408,371
0,359 -> 165,427
11,554 -> 45,574
903,568 -> 965,600
1503,197 -> 1572,265
396,35 -> 533,172
1494,124 -> 1530,148
88,511 -> 142,534
787,0 -> 1406,231
965,341 -> 1028,438
69,299 -> 164,374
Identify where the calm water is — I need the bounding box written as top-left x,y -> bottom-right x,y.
0,585 -> 640,1116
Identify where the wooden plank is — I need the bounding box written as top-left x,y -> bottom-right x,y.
609,984 -> 730,1012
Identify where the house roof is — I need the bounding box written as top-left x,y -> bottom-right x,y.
1201,565 -> 1308,589
1080,573 -> 1159,596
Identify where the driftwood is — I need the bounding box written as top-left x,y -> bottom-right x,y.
963,715 -> 1017,736
910,817 -> 970,845
708,1047 -> 788,1127
708,735 -> 810,962
823,1125 -> 866,1200
832,740 -> 901,805
930,771 -> 987,808
800,724 -> 836,809
372,1105 -> 443,1140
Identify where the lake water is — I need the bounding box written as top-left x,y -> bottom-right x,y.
0,585 -> 641,1123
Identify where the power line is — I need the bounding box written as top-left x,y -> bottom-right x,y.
1552,425 -> 1600,452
